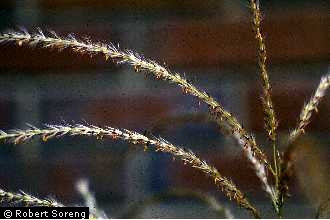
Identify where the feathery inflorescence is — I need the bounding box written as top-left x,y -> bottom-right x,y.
249,0 -> 278,210
0,188 -> 63,207
249,0 -> 278,143
279,72 -> 330,207
0,29 -> 270,186
0,124 -> 260,218
289,72 -> 330,142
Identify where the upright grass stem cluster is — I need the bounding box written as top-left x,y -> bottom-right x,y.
0,1 -> 328,218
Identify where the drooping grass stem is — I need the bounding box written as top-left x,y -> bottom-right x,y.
0,124 -> 261,218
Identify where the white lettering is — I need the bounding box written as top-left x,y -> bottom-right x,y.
52,210 -> 86,219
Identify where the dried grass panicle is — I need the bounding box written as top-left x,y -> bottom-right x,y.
249,0 -> 279,211
0,188 -> 63,207
289,72 -> 330,142
279,72 -> 330,206
0,124 -> 260,218
249,0 -> 278,142
0,29 -> 268,169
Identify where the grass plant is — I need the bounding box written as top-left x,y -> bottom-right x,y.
0,1 -> 328,218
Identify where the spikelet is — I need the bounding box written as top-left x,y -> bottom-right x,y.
0,188 -> 63,207
0,124 -> 260,218
0,29 -> 269,170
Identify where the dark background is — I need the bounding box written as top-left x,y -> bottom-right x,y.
0,0 -> 329,218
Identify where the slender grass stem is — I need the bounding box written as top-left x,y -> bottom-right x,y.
248,0 -> 279,214
249,0 -> 278,143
